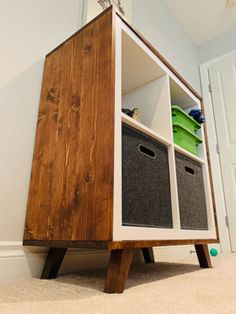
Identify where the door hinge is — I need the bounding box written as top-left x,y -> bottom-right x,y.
216,143 -> 220,154
208,83 -> 212,93
225,215 -> 229,228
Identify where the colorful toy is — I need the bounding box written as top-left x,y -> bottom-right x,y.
189,109 -> 205,124
210,248 -> 218,257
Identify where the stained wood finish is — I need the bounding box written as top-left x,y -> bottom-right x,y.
24,9 -> 115,242
108,239 -> 218,250
195,244 -> 212,268
23,239 -> 219,250
142,247 -> 155,263
41,247 -> 67,279
104,249 -> 134,293
23,240 -> 109,249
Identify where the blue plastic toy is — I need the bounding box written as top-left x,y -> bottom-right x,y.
210,248 -> 218,257
189,109 -> 205,124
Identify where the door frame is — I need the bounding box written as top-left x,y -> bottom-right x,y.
200,50 -> 236,252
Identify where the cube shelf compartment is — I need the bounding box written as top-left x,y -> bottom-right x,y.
175,152 -> 208,230
122,124 -> 172,229
171,105 -> 201,134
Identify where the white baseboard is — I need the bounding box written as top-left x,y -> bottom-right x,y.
0,242 -> 110,281
155,243 -> 221,262
0,242 -> 221,281
155,245 -> 195,262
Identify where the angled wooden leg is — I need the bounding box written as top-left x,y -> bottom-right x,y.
141,247 -> 155,263
41,247 -> 67,279
104,249 -> 134,294
195,244 -> 212,268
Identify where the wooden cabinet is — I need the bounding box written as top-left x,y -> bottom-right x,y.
23,7 -> 218,293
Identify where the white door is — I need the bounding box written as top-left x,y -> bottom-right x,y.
209,53 -> 236,251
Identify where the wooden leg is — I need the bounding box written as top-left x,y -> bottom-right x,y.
41,247 -> 67,279
141,247 -> 155,263
104,249 -> 134,294
195,244 -> 212,268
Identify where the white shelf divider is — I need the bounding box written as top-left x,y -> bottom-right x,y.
174,143 -> 205,164
121,112 -> 172,147
168,145 -> 181,229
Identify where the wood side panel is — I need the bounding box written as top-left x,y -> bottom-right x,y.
24,51 -> 63,240
24,9 -> 114,242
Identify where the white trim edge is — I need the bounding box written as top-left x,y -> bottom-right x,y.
0,242 -> 109,281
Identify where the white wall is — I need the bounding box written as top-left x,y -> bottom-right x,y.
132,0 -> 201,94
198,27 -> 236,64
0,0 -> 84,89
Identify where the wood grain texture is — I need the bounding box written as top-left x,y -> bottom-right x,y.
108,239 -> 219,250
41,247 -> 67,279
23,240 -> 109,249
195,244 -> 212,268
24,9 -> 115,242
104,249 -> 134,293
23,239 -> 219,250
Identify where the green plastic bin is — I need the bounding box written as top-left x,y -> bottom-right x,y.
172,105 -> 201,134
173,122 -> 202,155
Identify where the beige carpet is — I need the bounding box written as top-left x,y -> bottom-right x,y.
0,254 -> 236,314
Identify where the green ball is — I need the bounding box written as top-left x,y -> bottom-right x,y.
210,248 -> 218,256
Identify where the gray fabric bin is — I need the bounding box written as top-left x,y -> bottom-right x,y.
122,124 -> 172,228
175,152 -> 208,230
